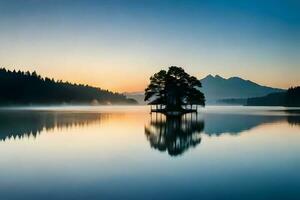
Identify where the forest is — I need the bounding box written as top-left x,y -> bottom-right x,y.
247,87 -> 300,107
0,68 -> 137,105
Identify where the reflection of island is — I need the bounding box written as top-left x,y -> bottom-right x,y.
0,111 -> 108,141
145,111 -> 300,156
145,113 -> 204,156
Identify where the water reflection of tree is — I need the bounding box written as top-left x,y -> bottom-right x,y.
144,111 -> 300,157
145,113 -> 204,156
284,110 -> 300,126
0,111 -> 109,141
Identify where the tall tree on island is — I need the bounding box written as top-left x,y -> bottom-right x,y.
144,66 -> 205,111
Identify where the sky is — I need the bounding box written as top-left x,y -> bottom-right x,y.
0,0 -> 299,92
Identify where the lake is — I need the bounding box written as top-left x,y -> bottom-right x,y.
0,106 -> 299,200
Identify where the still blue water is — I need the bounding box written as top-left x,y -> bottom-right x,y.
0,106 -> 299,200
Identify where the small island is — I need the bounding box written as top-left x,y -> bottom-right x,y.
144,66 -> 205,115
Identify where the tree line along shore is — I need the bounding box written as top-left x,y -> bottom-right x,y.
0,68 -> 137,106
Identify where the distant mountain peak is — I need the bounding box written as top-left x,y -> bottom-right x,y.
205,74 -> 214,79
199,74 -> 285,103
228,76 -> 243,80
203,74 -> 225,80
204,74 -> 240,81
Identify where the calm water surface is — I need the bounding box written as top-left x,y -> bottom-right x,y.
0,106 -> 299,200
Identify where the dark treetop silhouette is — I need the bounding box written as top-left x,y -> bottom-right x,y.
0,68 -> 137,105
144,66 -> 205,114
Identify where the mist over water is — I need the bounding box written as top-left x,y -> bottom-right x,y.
0,106 -> 299,199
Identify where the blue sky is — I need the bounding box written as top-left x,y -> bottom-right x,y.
0,0 -> 299,91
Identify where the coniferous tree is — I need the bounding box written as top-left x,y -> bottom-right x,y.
0,68 -> 137,105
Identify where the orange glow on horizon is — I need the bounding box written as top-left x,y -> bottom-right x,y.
3,65 -> 297,93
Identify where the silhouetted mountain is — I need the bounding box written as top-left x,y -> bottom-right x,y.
0,68 -> 137,105
200,75 -> 285,103
247,86 -> 300,107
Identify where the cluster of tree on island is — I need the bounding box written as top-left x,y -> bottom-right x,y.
144,66 -> 205,112
0,68 -> 137,105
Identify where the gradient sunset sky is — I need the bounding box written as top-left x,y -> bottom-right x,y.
0,0 -> 299,92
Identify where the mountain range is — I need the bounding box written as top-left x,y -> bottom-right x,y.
126,75 -> 285,104
200,75 -> 285,103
